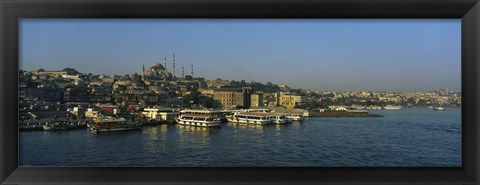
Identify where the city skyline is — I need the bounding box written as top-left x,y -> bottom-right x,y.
20,19 -> 461,92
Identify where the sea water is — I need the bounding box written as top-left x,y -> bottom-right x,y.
19,108 -> 461,167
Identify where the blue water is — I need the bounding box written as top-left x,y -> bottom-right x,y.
19,108 -> 461,167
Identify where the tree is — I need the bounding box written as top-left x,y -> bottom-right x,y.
62,68 -> 80,75
183,88 -> 200,105
199,96 -> 220,109
185,75 -> 193,80
37,68 -> 45,72
240,80 -> 246,85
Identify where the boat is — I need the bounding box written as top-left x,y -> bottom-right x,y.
42,122 -> 77,131
383,105 -> 402,110
286,114 -> 304,122
175,109 -> 222,127
366,106 -> 382,110
269,115 -> 288,124
434,107 -> 446,111
88,116 -> 142,132
19,122 -> 43,131
226,112 -> 272,125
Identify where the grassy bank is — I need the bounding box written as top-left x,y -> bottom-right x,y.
309,111 -> 383,117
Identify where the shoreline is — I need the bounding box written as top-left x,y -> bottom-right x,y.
309,111 -> 384,117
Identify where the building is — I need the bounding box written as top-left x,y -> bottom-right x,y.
279,84 -> 290,92
198,88 -> 215,97
250,91 -> 264,108
277,92 -> 307,109
32,71 -> 68,76
213,86 -> 252,108
142,107 -> 180,123
24,87 -> 63,102
278,92 -> 296,109
294,95 -> 308,107
206,79 -> 231,89
143,62 -> 172,81
213,91 -> 245,108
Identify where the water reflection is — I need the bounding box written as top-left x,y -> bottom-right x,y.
290,121 -> 303,130
176,124 -> 221,145
226,122 -> 271,132
140,124 -> 170,156
90,129 -> 141,136
142,125 -> 161,141
274,123 -> 290,130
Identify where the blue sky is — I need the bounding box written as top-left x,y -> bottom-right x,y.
20,19 -> 461,92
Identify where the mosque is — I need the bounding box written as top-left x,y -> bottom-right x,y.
142,54 -> 174,81
142,54 -> 194,82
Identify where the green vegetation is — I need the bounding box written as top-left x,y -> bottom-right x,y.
62,68 -> 80,75
183,87 -> 220,108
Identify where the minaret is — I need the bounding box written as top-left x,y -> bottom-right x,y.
172,53 -> 176,80
141,64 -> 145,81
191,64 -> 194,78
182,66 -> 185,79
163,57 -> 167,81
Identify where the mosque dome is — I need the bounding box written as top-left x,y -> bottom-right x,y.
151,63 -> 164,69
145,62 -> 168,79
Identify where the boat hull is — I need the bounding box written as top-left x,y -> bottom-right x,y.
272,119 -> 288,124
226,117 -> 272,125
175,118 -> 221,127
42,125 -> 78,131
286,116 -> 304,122
89,126 -> 141,132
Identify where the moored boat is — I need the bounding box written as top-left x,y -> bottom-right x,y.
226,112 -> 272,125
175,109 -> 222,127
286,114 -> 304,122
19,122 -> 43,131
433,107 -> 446,111
88,116 -> 142,132
383,105 -> 402,110
269,115 -> 288,124
42,122 -> 78,131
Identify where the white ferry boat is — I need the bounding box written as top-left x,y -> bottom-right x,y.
286,114 -> 304,122
175,109 -> 222,127
226,113 -> 272,125
88,116 -> 142,132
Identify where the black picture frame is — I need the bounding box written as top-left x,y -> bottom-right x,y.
1,0 -> 479,184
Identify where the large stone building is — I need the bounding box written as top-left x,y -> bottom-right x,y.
213,91 -> 245,108
142,54 -> 177,81
213,86 -> 252,108
143,63 -> 171,81
250,91 -> 264,108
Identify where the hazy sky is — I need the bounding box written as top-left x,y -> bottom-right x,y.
20,19 -> 461,92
